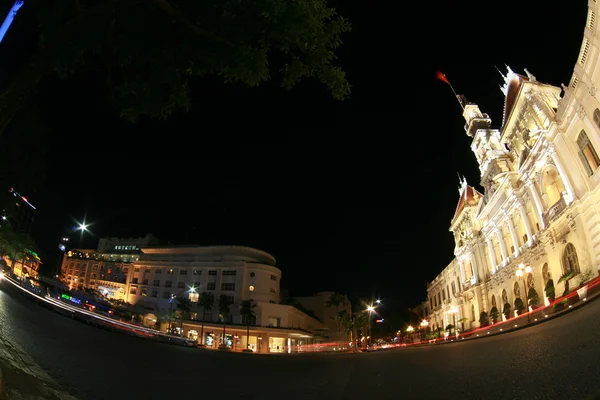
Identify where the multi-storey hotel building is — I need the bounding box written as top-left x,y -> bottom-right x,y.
127,245 -> 327,352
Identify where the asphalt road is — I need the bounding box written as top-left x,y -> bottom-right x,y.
1,283 -> 599,400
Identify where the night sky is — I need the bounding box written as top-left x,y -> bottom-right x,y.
0,1 -> 589,311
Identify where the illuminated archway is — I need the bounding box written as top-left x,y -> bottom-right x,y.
541,168 -> 565,207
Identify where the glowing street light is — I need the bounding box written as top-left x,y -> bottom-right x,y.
77,222 -> 88,232
516,263 -> 532,323
375,299 -> 381,304
406,325 -> 414,332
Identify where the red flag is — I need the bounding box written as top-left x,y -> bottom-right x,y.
435,70 -> 450,85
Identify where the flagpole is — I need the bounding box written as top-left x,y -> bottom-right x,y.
436,70 -> 464,111
447,84 -> 464,111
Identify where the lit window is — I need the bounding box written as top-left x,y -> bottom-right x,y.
577,130 -> 600,176
593,108 -> 600,128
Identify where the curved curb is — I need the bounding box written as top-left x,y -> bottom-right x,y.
410,292 -> 600,348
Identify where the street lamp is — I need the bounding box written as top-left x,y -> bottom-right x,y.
168,294 -> 176,333
56,237 -> 69,277
75,221 -> 90,247
447,306 -> 459,337
516,263 -> 532,323
366,305 -> 376,346
419,319 -> 429,341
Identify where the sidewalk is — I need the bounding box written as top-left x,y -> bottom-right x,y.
0,333 -> 78,400
411,275 -> 600,347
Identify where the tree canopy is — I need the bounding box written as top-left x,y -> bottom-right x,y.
0,0 -> 351,133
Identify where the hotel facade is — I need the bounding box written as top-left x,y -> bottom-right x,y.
127,245 -> 328,353
62,242 -> 331,352
427,0 -> 600,334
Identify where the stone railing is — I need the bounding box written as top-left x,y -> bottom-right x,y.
543,196 -> 567,226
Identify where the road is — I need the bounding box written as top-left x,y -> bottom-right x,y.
1,284 -> 600,400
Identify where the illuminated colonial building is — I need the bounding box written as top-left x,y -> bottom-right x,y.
427,0 -> 600,333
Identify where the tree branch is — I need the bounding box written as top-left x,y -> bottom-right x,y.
150,0 -> 233,47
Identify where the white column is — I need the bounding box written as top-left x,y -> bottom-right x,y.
517,201 -> 534,244
495,228 -> 509,264
548,146 -> 575,204
507,215 -> 521,256
487,238 -> 497,273
526,180 -> 546,229
470,253 -> 478,284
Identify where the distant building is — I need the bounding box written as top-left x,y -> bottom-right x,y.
59,234 -> 160,300
294,291 -> 352,342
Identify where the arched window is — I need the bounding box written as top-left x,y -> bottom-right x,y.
464,260 -> 473,280
502,289 -> 508,304
471,304 -> 475,321
542,263 -> 551,284
577,130 -> 600,176
542,168 -> 566,206
561,243 -> 581,275
527,273 -> 534,290
593,108 -> 600,128
491,295 -> 497,308
514,281 -> 521,298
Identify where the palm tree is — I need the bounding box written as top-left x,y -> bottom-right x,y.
239,300 -> 257,352
325,293 -> 349,309
330,310 -> 349,346
197,292 -> 214,346
218,294 -> 233,349
176,296 -> 192,334
325,293 -> 349,345
352,312 -> 367,350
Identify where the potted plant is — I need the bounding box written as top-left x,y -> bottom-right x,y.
557,269 -> 576,296
544,279 -> 555,304
502,302 -> 511,320
576,269 -> 593,300
514,298 -> 526,315
479,311 -> 489,327
527,287 -> 540,310
489,306 -> 500,324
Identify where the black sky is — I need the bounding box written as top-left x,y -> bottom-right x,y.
0,0 -> 589,311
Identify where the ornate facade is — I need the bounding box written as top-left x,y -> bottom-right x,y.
427,0 -> 600,333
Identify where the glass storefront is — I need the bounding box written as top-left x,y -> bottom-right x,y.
269,337 -> 285,353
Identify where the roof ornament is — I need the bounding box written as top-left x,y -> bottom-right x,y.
524,68 -> 536,82
499,65 -> 514,97
457,173 -> 468,194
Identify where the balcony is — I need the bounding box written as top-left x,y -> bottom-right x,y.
543,196 -> 567,226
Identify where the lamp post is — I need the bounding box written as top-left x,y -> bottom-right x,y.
406,325 -> 414,343
56,237 -> 69,277
419,319 -> 429,341
366,305 -> 375,346
447,306 -> 459,337
168,294 -> 175,333
516,263 -> 532,323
